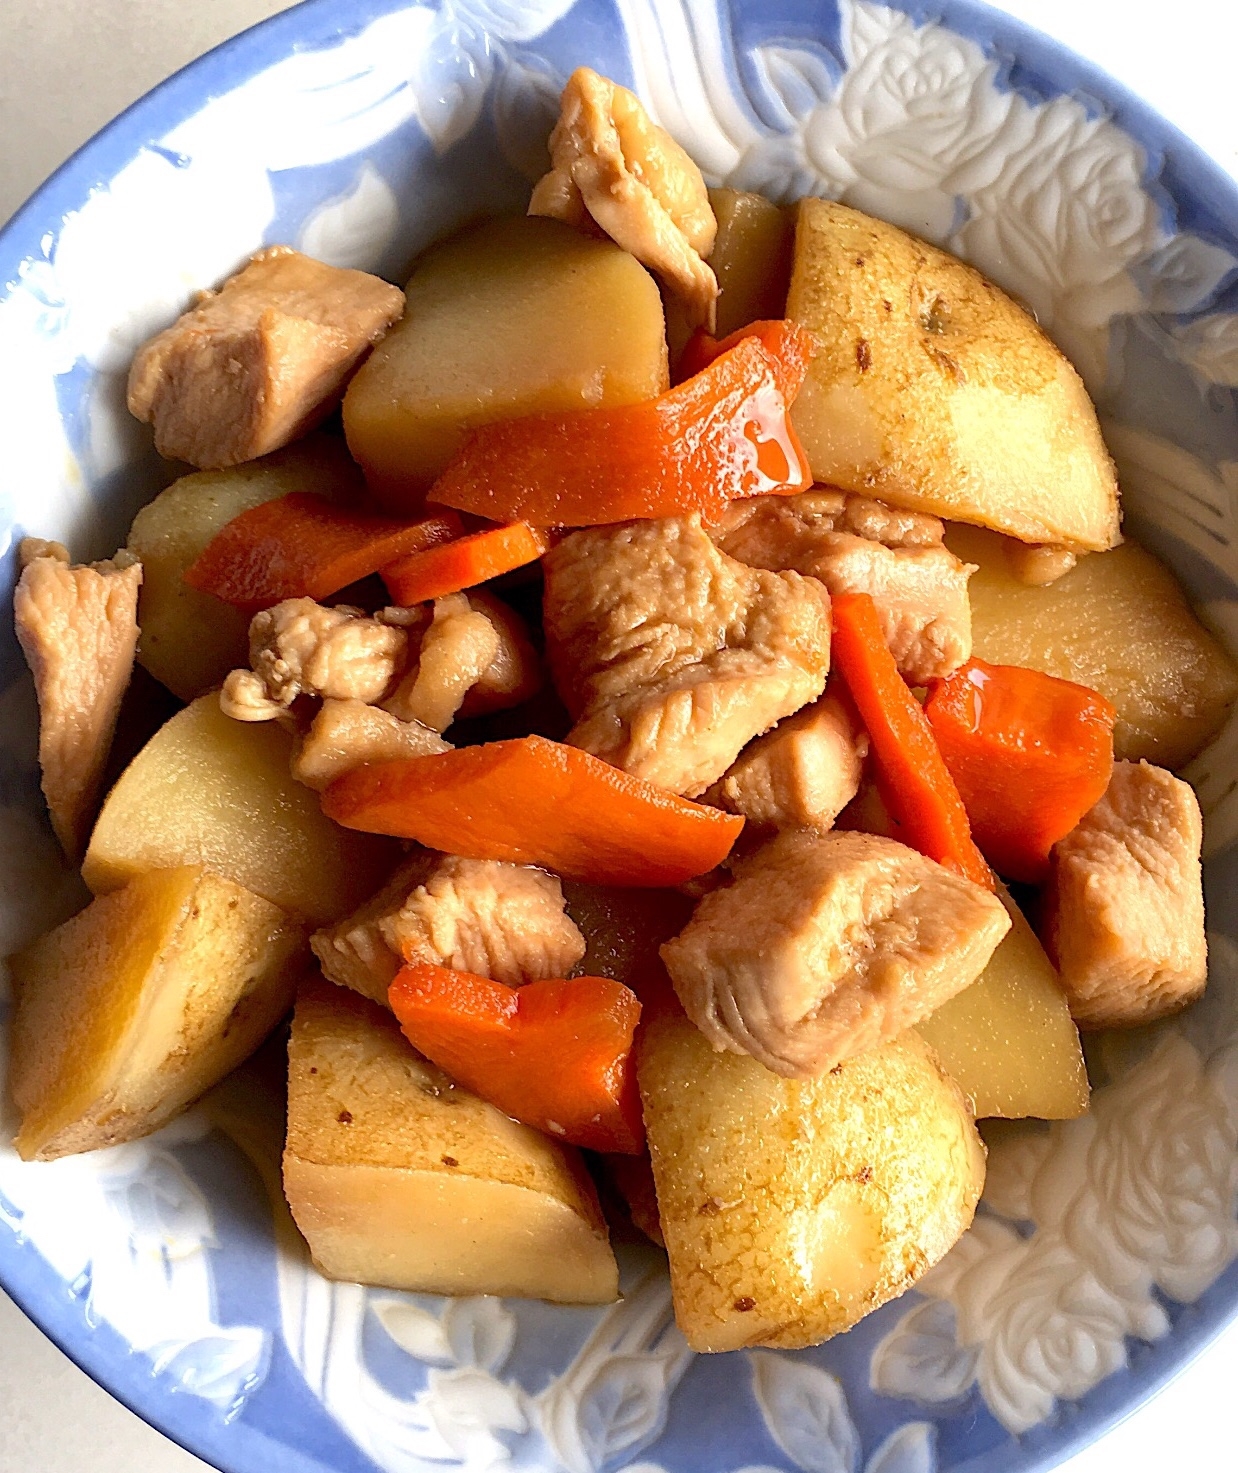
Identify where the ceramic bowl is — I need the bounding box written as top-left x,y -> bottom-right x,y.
3,2 -> 1238,1471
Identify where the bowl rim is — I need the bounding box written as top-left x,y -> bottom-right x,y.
3,1 -> 1238,1470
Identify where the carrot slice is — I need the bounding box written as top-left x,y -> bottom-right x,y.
428,320 -> 815,527
382,521 -> 549,605
924,659 -> 1115,883
830,593 -> 994,890
321,735 -> 744,886
389,964 -> 644,1154
185,492 -> 464,609
675,319 -> 808,389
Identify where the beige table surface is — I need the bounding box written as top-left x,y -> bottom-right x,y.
3,1 -> 1238,1470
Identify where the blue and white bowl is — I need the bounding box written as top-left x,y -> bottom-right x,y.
4,2 -> 1238,1470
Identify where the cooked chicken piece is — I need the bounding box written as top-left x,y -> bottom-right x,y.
312,853 -> 585,1005
292,699 -> 450,791
714,491 -> 975,682
223,591 -> 534,739
1003,540 -> 1079,587
704,694 -> 867,832
128,246 -> 404,468
661,829 -> 1010,1077
383,594 -> 501,731
1042,761 -> 1206,1028
457,591 -> 545,719
544,516 -> 831,796
311,855 -> 435,1004
13,540 -> 142,861
530,67 -> 718,328
221,599 -> 410,721
383,855 -> 586,985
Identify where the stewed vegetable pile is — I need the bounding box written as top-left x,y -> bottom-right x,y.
8,67 -> 1235,1352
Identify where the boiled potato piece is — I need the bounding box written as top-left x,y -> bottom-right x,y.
917,890 -> 1088,1120
947,524 -> 1238,766
82,694 -> 398,925
708,189 -> 795,337
284,978 -> 618,1301
10,865 -> 304,1160
639,1013 -> 984,1352
787,199 -> 1119,551
343,216 -> 668,510
126,437 -> 363,700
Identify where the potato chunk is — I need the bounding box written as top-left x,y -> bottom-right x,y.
916,890 -> 1088,1119
948,524 -> 1238,766
708,189 -> 795,337
126,438 -> 364,701
82,693 -> 397,925
343,216 -> 668,509
639,1014 -> 984,1351
128,246 -> 404,468
661,830 -> 1010,1077
787,199 -> 1119,551
283,978 -> 618,1301
1043,761 -> 1206,1028
10,865 -> 304,1160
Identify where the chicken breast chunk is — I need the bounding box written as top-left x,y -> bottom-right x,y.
713,491 -> 975,682
224,593 -> 537,739
128,246 -> 404,468
292,699 -> 450,791
661,829 -> 1010,1077
704,693 -> 867,832
1042,760 -> 1207,1028
13,541 -> 142,861
530,67 -> 718,328
312,853 -> 585,1005
544,516 -> 832,796
457,591 -> 544,719
221,599 -> 412,721
383,594 -> 501,731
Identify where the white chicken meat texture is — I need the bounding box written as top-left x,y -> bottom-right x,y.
1044,760 -> 1207,1028
713,490 -> 975,683
543,516 -> 832,797
311,853 -> 585,1006
705,693 -> 868,832
661,829 -> 1010,1077
13,541 -> 142,862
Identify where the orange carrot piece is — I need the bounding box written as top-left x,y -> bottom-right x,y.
830,593 -> 994,890
427,320 -> 815,527
675,319 -> 809,391
924,659 -> 1115,883
389,963 -> 644,1154
382,521 -> 549,604
184,492 -> 464,609
321,735 -> 744,887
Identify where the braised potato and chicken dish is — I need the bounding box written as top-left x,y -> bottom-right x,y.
9,68 -> 1236,1353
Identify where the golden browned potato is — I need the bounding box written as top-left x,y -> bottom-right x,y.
126,437 -> 364,701
283,978 -> 619,1302
343,216 -> 668,510
82,694 -> 398,925
9,865 -> 305,1160
707,189 -> 796,337
787,199 -> 1119,552
917,890 -> 1088,1120
947,524 -> 1238,766
639,1012 -> 985,1352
